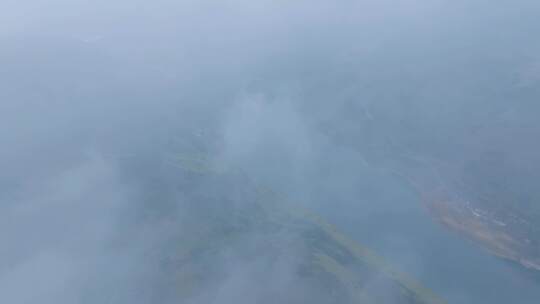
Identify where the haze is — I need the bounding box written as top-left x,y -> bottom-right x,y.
1,1 -> 540,303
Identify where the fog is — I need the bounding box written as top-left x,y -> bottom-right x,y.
2,1 -> 540,303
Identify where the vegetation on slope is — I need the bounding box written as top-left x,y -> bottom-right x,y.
163,152 -> 446,304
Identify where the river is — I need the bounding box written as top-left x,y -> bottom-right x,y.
308,163 -> 540,304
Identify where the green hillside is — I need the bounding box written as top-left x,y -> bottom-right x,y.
163,153 -> 446,304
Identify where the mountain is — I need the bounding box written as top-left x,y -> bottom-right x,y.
153,152 -> 447,304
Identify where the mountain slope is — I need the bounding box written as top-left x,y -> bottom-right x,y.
162,153 -> 446,304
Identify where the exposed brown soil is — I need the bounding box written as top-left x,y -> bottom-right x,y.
419,189 -> 540,272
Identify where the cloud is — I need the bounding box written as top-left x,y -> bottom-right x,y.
0,154 -> 160,303
2,0 -> 540,303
